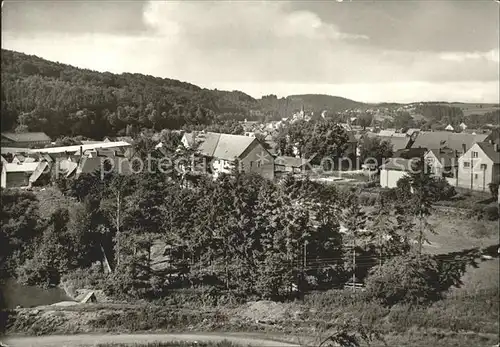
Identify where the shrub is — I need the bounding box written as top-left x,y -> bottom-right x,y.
358,192 -> 378,206
483,204 -> 499,221
60,265 -> 107,293
488,178 -> 499,199
469,204 -> 485,220
468,203 -> 499,221
429,177 -> 456,201
364,254 -> 443,306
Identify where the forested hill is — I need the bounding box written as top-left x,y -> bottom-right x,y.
1,49 -> 261,139
0,49 -> 366,139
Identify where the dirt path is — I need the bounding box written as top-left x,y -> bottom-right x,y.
2,333 -> 300,347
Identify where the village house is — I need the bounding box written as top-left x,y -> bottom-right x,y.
411,131 -> 489,157
182,132 -> 275,180
379,158 -> 414,188
1,161 -> 49,189
1,132 -> 52,148
456,142 -> 500,191
29,141 -> 132,158
274,156 -> 312,177
424,148 -> 457,178
365,132 -> 413,152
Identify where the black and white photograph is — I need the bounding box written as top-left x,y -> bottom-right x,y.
0,0 -> 499,346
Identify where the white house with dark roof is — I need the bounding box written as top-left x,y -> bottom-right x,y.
457,142 -> 500,191
182,132 -> 274,179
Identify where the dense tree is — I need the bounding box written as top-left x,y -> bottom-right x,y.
357,113 -> 373,130
364,253 -> 443,305
358,135 -> 393,168
275,119 -> 349,165
0,189 -> 42,279
396,157 -> 435,256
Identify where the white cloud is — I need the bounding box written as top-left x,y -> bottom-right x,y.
1,0 -> 498,102
440,49 -> 499,63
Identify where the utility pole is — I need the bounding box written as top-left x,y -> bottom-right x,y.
483,166 -> 486,192
116,190 -> 121,268
352,237 -> 356,292
470,149 -> 474,191
301,240 -> 308,296
303,241 -> 308,269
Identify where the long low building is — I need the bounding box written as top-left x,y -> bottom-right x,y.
29,141 -> 132,155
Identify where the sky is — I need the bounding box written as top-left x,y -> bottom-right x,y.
1,0 -> 499,103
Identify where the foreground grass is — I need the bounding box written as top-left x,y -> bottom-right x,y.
5,285 -> 498,347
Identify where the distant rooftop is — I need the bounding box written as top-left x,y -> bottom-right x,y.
476,142 -> 500,164
1,132 -> 51,143
184,132 -> 260,161
411,131 -> 489,152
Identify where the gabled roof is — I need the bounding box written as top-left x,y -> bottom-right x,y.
366,133 -> 412,151
476,142 -> 500,164
184,132 -> 259,161
426,149 -> 456,167
29,162 -> 50,183
212,134 -> 257,161
1,132 -> 51,143
411,131 -> 489,152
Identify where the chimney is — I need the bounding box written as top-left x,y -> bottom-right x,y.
495,143 -> 499,152
462,143 -> 467,154
489,140 -> 494,145
80,146 -> 83,156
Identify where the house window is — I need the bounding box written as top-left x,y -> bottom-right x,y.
480,164 -> 487,170
472,151 -> 479,158
463,162 -> 470,168
474,174 -> 478,179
